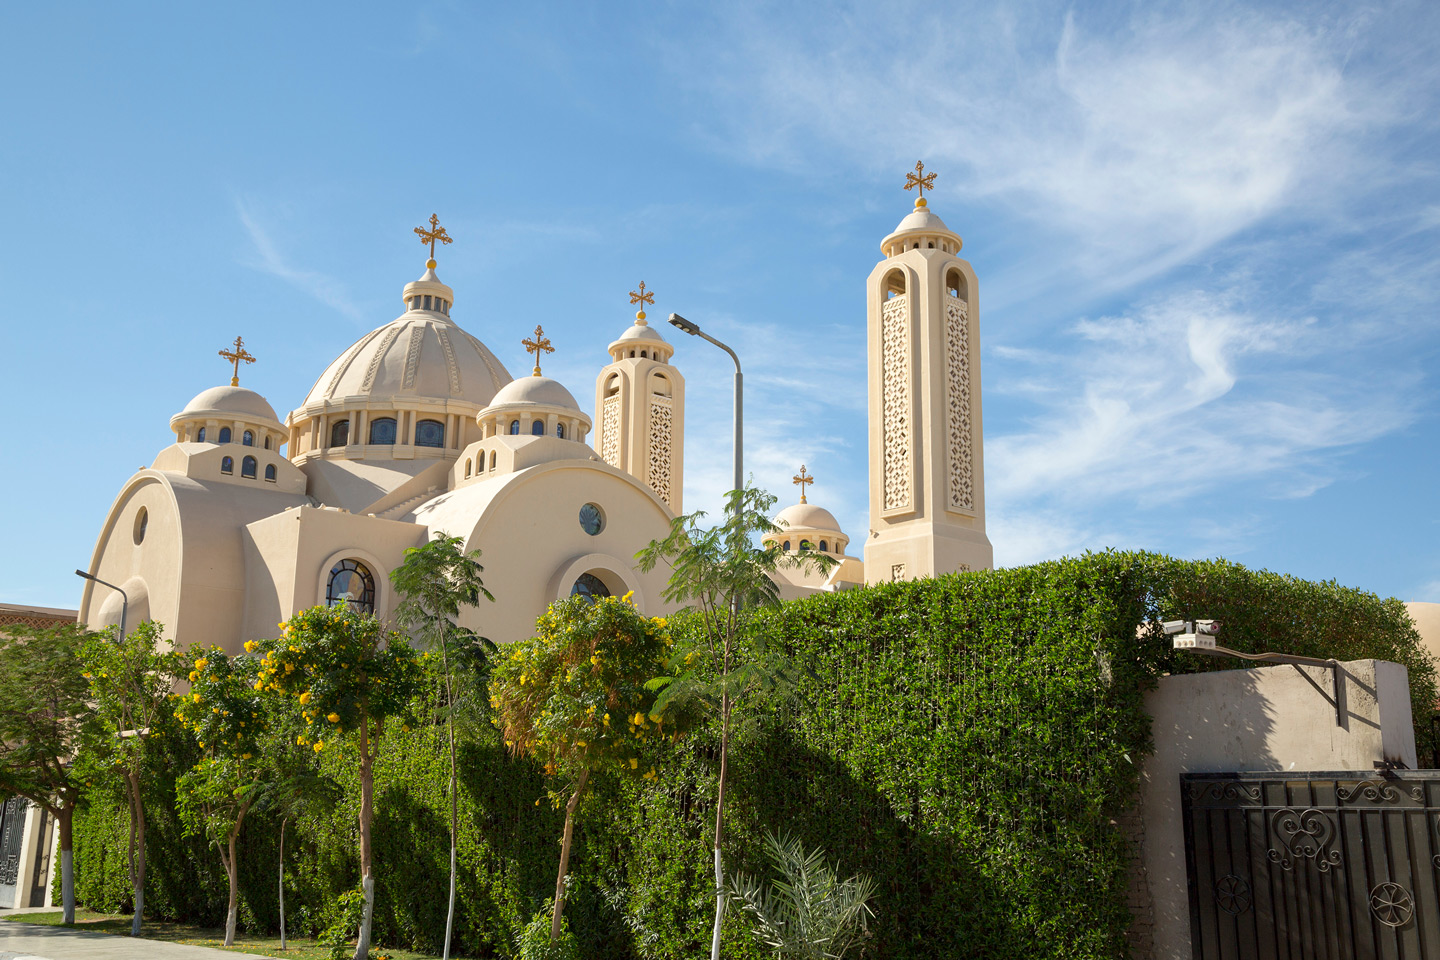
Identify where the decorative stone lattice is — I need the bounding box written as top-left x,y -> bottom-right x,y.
362,325 -> 404,392
890,563 -> 906,582
401,327 -> 425,389
881,295 -> 912,512
944,297 -> 974,512
600,395 -> 622,466
434,325 -> 461,394
648,396 -> 673,509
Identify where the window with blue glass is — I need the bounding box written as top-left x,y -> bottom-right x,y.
242,430 -> 254,447
326,559 -> 375,615
197,427 -> 207,443
218,427 -> 232,444
570,573 -> 610,602
509,420 -> 520,435
531,420 -> 545,436
369,418 -> 397,445
329,419 -> 349,448
415,419 -> 444,448
556,423 -> 566,439
241,456 -> 257,479
221,456 -> 233,475
264,464 -> 276,482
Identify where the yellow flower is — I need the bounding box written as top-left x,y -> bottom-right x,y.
241,753 -> 251,760
253,680 -> 263,690
244,641 -> 257,653
188,671 -> 198,682
603,714 -> 610,726
194,658 -> 207,671
649,713 -> 661,724
313,741 -> 323,752
193,693 -> 202,702
519,674 -> 527,685
299,691 -> 311,705
629,758 -> 638,769
327,713 -> 340,723
296,735 -> 305,745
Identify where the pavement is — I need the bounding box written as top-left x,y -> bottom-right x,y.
0,919 -> 267,960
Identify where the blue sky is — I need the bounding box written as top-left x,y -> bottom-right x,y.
2,1 -> 1437,609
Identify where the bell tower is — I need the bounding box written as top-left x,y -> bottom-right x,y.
593,282 -> 685,515
864,164 -> 992,582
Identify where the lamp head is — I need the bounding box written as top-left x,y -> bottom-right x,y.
668,313 -> 700,336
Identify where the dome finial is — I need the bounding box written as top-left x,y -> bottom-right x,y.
522,324 -> 554,377
628,280 -> 655,323
904,160 -> 937,209
792,464 -> 814,504
218,335 -> 256,387
413,213 -> 453,267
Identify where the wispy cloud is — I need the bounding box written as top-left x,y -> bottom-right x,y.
235,197 -> 364,319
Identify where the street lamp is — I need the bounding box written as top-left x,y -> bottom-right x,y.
668,313 -> 742,510
75,569 -> 126,640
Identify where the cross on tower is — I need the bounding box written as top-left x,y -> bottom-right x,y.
792,464 -> 814,504
521,324 -> 554,377
413,214 -> 453,265
629,280 -> 654,320
218,336 -> 256,387
904,161 -> 937,203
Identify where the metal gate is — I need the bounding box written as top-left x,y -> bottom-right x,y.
1182,771 -> 1440,959
0,795 -> 26,908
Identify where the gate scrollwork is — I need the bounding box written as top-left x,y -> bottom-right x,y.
1267,807 -> 1342,873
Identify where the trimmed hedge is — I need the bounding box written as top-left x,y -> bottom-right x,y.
66,552 -> 1436,958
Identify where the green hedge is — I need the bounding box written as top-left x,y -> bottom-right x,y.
66,552 -> 1436,958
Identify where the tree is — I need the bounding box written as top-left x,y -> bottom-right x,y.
390,533 -> 495,960
257,604 -> 422,960
173,646 -> 269,946
636,486 -> 833,960
77,621 -> 184,937
0,622 -> 96,923
725,830 -> 876,959
489,594 -> 677,942
256,768 -> 340,951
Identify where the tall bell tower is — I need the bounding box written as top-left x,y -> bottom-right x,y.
864,164 -> 993,582
593,283 -> 685,515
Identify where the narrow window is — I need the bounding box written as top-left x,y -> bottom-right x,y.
415,419 -> 445,448
330,419 -> 350,448
369,418 -> 397,445
218,426 -> 232,444
264,436 -> 271,450
509,420 -> 520,435
423,294 -> 432,310
530,420 -> 545,436
800,539 -> 812,552
556,423 -> 565,439
819,540 -> 828,552
197,427 -> 207,443
241,456 -> 257,479
221,456 -> 233,475
264,463 -> 276,482
782,540 -> 790,552
946,269 -> 965,299
242,430 -> 254,447
489,451 -> 496,470
884,269 -> 906,300
465,459 -> 472,478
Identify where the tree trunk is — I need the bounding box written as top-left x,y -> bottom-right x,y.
126,768 -> 145,937
223,840 -> 239,947
354,722 -> 375,960
57,807 -> 74,925
278,817 -> 287,951
709,696 -> 731,960
550,768 -> 589,941
443,648 -> 458,960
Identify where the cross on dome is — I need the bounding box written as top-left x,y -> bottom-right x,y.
792,464 -> 814,504
904,160 -> 937,208
522,324 -> 554,376
218,335 -> 256,387
413,213 -> 452,268
629,281 -> 654,322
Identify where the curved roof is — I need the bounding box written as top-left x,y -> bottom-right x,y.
487,375 -> 582,412
881,201 -> 962,252
775,501 -> 843,533
171,385 -> 282,428
611,320 -> 668,345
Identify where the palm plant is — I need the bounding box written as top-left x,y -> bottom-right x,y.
725,830 -> 876,959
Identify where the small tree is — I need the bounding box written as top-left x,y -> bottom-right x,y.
0,622 -> 96,923
636,486 -> 833,960
77,621 -> 184,937
257,604 -> 422,960
257,770 -> 340,951
490,594 -> 677,942
390,533 -> 495,960
173,646 -> 269,946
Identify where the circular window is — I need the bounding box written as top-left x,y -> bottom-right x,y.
133,507 -> 148,545
579,503 -> 605,536
570,573 -> 610,602
326,559 -> 376,615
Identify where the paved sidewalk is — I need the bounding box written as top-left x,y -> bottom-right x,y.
0,921 -> 267,959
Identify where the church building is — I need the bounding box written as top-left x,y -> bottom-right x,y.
77,168 -> 993,649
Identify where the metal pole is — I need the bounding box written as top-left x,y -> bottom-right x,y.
75,569 -> 126,640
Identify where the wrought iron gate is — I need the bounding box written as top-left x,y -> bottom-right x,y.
1182,771 -> 1440,959
0,795 -> 26,908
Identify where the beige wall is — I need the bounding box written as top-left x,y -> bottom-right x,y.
1139,659 -> 1417,960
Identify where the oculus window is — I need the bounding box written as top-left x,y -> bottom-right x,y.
570,572 -> 610,602
415,419 -> 444,448
579,503 -> 604,536
369,418 -> 397,445
326,559 -> 375,615
133,507 -> 147,545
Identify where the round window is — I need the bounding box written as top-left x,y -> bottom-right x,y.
579,503 -> 605,536
570,573 -> 610,602
133,507 -> 148,545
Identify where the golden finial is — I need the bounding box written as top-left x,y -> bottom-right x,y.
413,213 -> 452,268
218,335 -> 256,387
792,464 -> 814,504
521,324 -> 554,377
628,281 -> 655,322
904,161 -> 937,208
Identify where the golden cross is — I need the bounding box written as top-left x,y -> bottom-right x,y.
629,280 -> 655,320
521,324 -> 554,376
904,161 -> 937,202
218,335 -> 256,387
792,464 -> 814,504
413,213 -> 453,264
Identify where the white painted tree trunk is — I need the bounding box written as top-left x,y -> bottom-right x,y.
444,843 -> 456,960
355,874 -> 375,960
60,850 -> 73,925
278,818 -> 287,951
710,846 -> 725,960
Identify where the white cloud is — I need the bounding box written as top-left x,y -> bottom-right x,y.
235,198 -> 364,319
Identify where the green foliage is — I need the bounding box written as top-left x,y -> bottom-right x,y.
77,621 -> 185,777
517,907 -> 581,960
0,621 -> 94,814
724,830 -> 875,959
319,887 -> 369,960
173,647 -> 269,845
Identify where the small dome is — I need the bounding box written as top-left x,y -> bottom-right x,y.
488,375 -> 582,412
613,322 -> 668,345
775,502 -> 842,533
173,385 -> 281,426
881,201 -> 963,254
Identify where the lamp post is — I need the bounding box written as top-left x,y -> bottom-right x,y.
668,313 -> 742,510
75,569 -> 126,640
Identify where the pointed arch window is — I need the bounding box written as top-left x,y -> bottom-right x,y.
369,418 -> 397,445
264,463 -> 276,482
218,427 -> 232,444
329,419 -> 350,448
221,456 -> 234,475
326,559 -> 375,615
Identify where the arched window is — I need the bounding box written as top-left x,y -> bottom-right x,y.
330,419 -> 350,447
197,427 -> 207,443
241,456 -> 257,479
819,540 -> 828,552
509,420 -> 520,435
218,427 -> 232,444
264,463 -> 276,482
242,430 -> 254,447
800,539 -> 813,552
326,559 -> 375,615
369,418 -> 397,445
641,350 -> 648,359
605,374 -> 620,397
530,420 -> 545,436
221,456 -> 234,475
489,450 -> 496,470
884,269 -> 906,300
652,373 -> 671,397
570,573 -> 610,603
946,268 -> 965,299
782,540 -> 790,552
556,423 -> 565,439
415,419 -> 444,448
264,436 -> 271,450
464,459 -> 472,478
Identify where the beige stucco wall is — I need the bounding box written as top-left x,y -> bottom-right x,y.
1406,602 -> 1440,687
1140,659 -> 1417,960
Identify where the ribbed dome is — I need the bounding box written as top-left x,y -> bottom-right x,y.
300,315 -> 512,409
172,386 -> 281,428
487,375 -> 582,412
775,502 -> 842,533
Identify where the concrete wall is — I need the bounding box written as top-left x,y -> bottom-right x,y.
1137,658 -> 1417,960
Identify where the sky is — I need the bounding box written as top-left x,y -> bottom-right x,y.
2,1 -> 1437,610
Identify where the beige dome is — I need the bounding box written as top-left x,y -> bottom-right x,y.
487,375 -> 582,412
171,386 -> 282,432
607,316 -> 674,362
881,201 -> 962,254
775,502 -> 842,532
